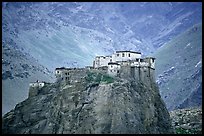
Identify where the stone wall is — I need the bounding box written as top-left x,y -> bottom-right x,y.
56,68 -> 87,84
119,65 -> 155,86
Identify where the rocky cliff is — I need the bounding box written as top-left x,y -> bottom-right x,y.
2,71 -> 174,134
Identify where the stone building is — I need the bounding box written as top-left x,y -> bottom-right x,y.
28,80 -> 47,97
28,50 -> 156,99
55,67 -> 87,83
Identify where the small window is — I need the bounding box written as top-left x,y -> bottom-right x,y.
57,71 -> 59,73
136,59 -> 139,62
117,70 -> 119,73
114,70 -> 116,72
117,54 -> 119,56
152,59 -> 154,63
128,53 -> 130,57
103,57 -> 105,59
62,78 -> 63,80
122,53 -> 125,57
111,65 -> 113,68
110,59 -> 112,62
110,70 -> 112,72
65,73 -> 67,75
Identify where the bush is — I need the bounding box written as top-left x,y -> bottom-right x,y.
85,72 -> 114,84
175,127 -> 200,134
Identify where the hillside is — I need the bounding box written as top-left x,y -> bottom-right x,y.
2,43 -> 55,116
2,2 -> 202,69
153,23 -> 202,111
170,107 -> 202,134
2,71 -> 174,134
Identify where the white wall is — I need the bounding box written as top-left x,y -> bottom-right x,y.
29,82 -> 45,88
39,82 -> 45,88
108,64 -> 121,76
93,56 -> 112,68
112,52 -> 141,62
29,83 -> 38,87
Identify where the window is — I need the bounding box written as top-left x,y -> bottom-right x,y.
110,70 -> 112,72
128,53 -> 130,57
152,59 -> 154,63
57,71 -> 59,73
117,70 -> 119,73
65,73 -> 67,75
117,54 -> 119,56
110,59 -> 112,62
122,53 -> 124,57
114,70 -> 116,72
62,78 -> 64,80
111,65 -> 113,68
136,59 -> 139,62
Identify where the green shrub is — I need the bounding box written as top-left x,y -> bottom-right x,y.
175,127 -> 200,134
101,74 -> 114,83
85,72 -> 114,84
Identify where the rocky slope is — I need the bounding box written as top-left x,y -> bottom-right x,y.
2,43 -> 54,116
153,23 -> 202,111
2,72 -> 174,134
2,2 -> 202,69
2,2 -> 202,116
170,107 -> 202,134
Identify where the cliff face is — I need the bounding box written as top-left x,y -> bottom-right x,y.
2,72 -> 174,134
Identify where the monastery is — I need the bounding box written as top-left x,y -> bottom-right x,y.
28,50 -> 156,97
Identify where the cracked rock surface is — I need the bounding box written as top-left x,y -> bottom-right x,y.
2,73 -> 174,134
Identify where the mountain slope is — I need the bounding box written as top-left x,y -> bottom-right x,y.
2,43 -> 55,116
170,107 -> 202,134
153,23 -> 202,111
2,2 -> 202,69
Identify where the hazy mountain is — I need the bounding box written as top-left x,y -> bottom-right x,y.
2,43 -> 55,116
2,2 -> 202,69
2,2 -> 202,116
153,23 -> 202,111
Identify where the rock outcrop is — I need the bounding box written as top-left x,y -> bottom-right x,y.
2,72 -> 174,134
170,107 -> 202,134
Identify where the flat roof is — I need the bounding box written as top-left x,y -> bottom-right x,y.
116,51 -> 141,54
96,55 -> 111,58
108,62 -> 120,65
55,67 -> 66,70
144,57 -> 156,59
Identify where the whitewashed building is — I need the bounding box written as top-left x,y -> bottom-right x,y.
92,50 -> 155,77
143,57 -> 156,69
108,62 -> 121,76
93,51 -> 142,68
29,80 -> 45,88
112,51 -> 142,62
93,56 -> 112,68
